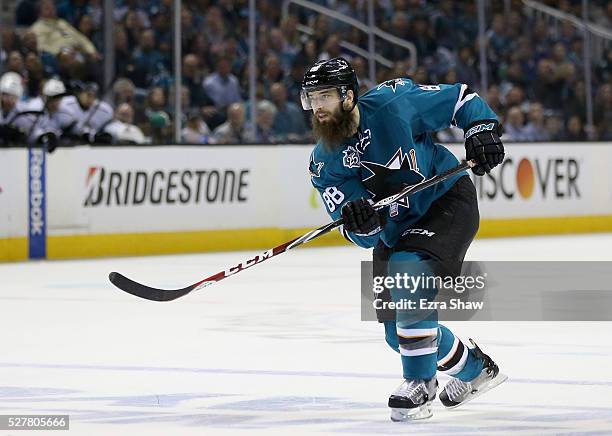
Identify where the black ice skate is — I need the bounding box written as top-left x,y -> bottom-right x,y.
439,339 -> 507,408
388,377 -> 438,421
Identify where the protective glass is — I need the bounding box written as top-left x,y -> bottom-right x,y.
300,88 -> 343,110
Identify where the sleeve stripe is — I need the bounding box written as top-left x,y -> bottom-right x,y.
452,84 -> 479,122
339,225 -> 358,245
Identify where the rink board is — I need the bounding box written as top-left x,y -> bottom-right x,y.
0,143 -> 611,260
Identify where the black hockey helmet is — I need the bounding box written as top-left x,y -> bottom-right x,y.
300,57 -> 358,111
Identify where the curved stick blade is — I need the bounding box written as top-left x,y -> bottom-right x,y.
109,272 -> 195,302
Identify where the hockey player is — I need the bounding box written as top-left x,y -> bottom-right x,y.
60,81 -> 113,144
0,72 -> 27,145
301,57 -> 507,421
0,72 -> 59,150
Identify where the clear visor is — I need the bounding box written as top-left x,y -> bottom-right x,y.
300,88 -> 343,111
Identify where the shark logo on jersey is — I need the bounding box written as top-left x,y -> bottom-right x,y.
342,128 -> 372,169
377,78 -> 407,93
361,148 -> 425,217
309,154 -> 324,178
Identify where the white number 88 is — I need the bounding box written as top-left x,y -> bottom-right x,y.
322,187 -> 345,212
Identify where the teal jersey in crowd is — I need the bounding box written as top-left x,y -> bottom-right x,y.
309,78 -> 498,249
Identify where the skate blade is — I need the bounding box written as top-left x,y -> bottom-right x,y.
445,373 -> 508,410
390,401 -> 433,422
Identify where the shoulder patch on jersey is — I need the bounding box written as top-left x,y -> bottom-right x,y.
309,153 -> 324,178
342,146 -> 360,168
341,128 -> 372,169
376,78 -> 407,93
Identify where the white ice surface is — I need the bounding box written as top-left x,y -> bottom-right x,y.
2,234 -> 612,435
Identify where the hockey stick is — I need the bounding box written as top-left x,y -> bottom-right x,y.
109,159 -> 475,301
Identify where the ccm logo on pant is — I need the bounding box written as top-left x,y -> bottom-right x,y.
402,228 -> 435,237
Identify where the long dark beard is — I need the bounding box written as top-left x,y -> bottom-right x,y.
311,108 -> 358,151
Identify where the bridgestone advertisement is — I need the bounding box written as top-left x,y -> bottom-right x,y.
0,143 -> 611,252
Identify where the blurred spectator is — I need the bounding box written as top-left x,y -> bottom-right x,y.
181,109 -> 212,144
77,15 -> 102,52
504,106 -> 529,142
523,103 -> 550,142
319,34 -> 347,61
594,84 -> 612,140
5,51 -> 26,77
284,59 -> 307,103
311,15 -> 331,50
486,14 -> 511,63
270,82 -> 308,142
114,0 -> 151,27
505,86 -> 527,112
124,9 -> 146,50
566,115 -> 587,142
352,57 -> 376,93
246,100 -> 280,143
131,29 -> 166,88
1,29 -> 20,60
202,56 -> 242,111
410,67 -> 429,85
16,0 -> 39,26
105,103 -> 147,144
454,46 -> 478,88
545,113 -> 565,141
410,14 -> 438,61
145,87 -> 166,112
269,27 -> 297,70
204,6 -> 227,52
56,47 -> 86,83
168,84 -> 191,116
223,37 -> 247,76
181,53 -> 222,128
262,54 -> 285,95
30,0 -> 99,57
300,39 -> 320,68
565,80 -> 587,121
432,0 -> 457,50
24,52 -> 45,98
113,27 -> 135,80
532,58 -> 563,109
147,110 -> 173,143
212,102 -> 247,144
486,84 -> 504,115
112,78 -> 136,107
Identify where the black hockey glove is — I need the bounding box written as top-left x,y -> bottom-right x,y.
0,124 -> 26,145
37,132 -> 59,153
93,131 -> 114,144
464,119 -> 505,176
341,198 -> 386,236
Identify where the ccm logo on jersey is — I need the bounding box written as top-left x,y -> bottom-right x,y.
464,122 -> 495,139
225,249 -> 274,276
402,228 -> 435,237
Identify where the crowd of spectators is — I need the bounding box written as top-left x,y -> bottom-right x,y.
1,0 -> 611,145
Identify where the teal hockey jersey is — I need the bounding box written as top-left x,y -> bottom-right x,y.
309,78 -> 498,249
